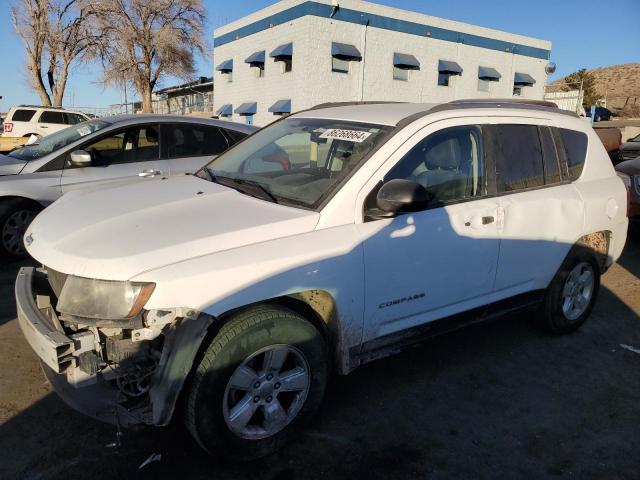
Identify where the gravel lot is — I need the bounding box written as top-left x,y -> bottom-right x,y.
1,224 -> 639,480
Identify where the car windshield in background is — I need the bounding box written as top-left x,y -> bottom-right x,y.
201,118 -> 392,209
8,119 -> 111,161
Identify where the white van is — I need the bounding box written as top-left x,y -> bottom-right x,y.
16,100 -> 628,460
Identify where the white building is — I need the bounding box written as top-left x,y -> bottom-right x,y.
213,0 -> 552,126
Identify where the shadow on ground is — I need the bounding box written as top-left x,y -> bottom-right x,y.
0,228 -> 638,480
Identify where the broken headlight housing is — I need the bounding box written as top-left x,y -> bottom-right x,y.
57,276 -> 155,320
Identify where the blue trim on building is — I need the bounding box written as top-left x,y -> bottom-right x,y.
331,42 -> 362,60
216,104 -> 233,116
214,1 -> 550,60
438,60 -> 463,74
216,59 -> 233,72
245,50 -> 266,64
236,102 -> 258,115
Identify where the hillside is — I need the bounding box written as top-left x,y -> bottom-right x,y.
553,63 -> 640,115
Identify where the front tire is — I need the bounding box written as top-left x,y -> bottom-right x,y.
539,248 -> 601,334
185,306 -> 328,460
0,199 -> 39,259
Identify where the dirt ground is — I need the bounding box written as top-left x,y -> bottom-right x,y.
1,225 -> 639,480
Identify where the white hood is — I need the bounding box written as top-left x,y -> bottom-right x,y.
26,175 -> 320,280
0,154 -> 27,175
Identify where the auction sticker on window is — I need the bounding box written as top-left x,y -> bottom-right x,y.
77,126 -> 92,137
319,129 -> 372,143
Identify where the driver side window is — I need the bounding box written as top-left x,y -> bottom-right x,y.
75,125 -> 160,167
385,125 -> 485,206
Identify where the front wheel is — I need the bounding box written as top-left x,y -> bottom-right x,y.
0,199 -> 39,259
185,306 -> 328,460
539,248 -> 601,334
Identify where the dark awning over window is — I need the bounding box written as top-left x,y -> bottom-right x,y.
235,102 -> 257,115
269,99 -> 291,114
245,51 -> 266,65
331,42 -> 362,60
393,53 -> 420,70
216,59 -> 233,72
478,66 -> 501,80
270,43 -> 293,59
438,60 -> 463,75
514,72 -> 536,86
216,104 -> 233,116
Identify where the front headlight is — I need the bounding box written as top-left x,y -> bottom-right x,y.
57,276 -> 155,320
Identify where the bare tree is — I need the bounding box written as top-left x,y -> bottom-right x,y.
12,0 -> 52,106
46,0 -> 95,106
90,0 -> 205,113
12,0 -> 93,106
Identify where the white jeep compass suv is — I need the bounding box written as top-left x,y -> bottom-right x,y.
2,105 -> 90,139
16,100 -> 628,460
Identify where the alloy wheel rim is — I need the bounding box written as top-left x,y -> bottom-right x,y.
222,344 -> 310,440
2,209 -> 35,255
561,262 -> 595,321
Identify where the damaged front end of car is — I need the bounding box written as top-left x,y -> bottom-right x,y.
15,266 -> 212,427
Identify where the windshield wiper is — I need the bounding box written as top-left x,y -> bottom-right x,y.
213,174 -> 278,204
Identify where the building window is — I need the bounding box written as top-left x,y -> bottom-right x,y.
282,58 -> 292,73
224,71 -> 233,83
513,86 -> 523,96
332,57 -> 351,74
245,115 -> 254,125
478,79 -> 491,92
393,66 -> 409,81
438,73 -> 453,86
253,66 -> 265,78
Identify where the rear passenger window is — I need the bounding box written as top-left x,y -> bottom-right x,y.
11,109 -> 36,122
493,125 -> 544,192
559,128 -> 588,181
164,125 -> 228,158
39,111 -> 66,124
539,127 -> 561,184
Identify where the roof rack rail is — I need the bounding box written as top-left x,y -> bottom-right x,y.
309,101 -> 405,110
429,98 -> 579,118
17,104 -> 66,110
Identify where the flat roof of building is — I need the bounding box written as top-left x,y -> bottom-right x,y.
214,0 -> 551,60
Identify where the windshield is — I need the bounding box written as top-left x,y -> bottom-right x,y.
8,119 -> 111,161
200,117 -> 392,209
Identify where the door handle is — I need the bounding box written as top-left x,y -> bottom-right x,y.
40,126 -> 48,129
464,215 -> 496,228
138,169 -> 161,177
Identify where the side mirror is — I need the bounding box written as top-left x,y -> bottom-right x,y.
69,150 -> 92,167
376,179 -> 432,214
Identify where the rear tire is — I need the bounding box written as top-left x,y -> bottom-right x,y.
0,199 -> 39,259
185,306 -> 327,460
539,247 -> 601,334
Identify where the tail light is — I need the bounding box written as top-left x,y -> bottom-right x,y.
3,122 -> 13,133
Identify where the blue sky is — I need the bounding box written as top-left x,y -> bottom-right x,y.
0,0 -> 638,111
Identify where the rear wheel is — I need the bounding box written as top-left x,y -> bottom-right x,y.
0,199 -> 39,258
185,306 -> 328,460
539,248 -> 600,334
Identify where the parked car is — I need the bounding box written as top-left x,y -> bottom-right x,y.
584,106 -> 613,122
593,126 -> 622,164
615,159 -> 640,218
1,105 -> 90,139
16,100 -> 627,460
0,115 -> 256,257
620,133 -> 640,161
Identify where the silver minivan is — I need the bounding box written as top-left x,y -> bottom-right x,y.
0,115 -> 256,257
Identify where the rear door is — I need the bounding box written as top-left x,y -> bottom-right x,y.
162,123 -> 230,175
60,124 -> 169,193
490,121 -> 584,300
37,110 -> 67,135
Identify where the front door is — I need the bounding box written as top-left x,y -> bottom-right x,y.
358,122 -> 501,343
61,124 -> 169,193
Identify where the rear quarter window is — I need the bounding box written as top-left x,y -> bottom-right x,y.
559,128 -> 588,182
10,109 -> 36,122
